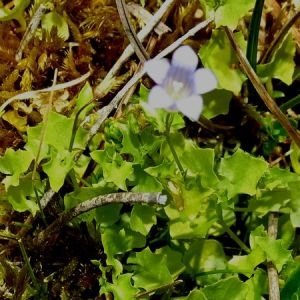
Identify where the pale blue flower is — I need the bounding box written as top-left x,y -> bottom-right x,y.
144,45 -> 217,121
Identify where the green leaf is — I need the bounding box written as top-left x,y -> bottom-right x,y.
201,276 -> 248,299
41,11 -> 69,40
218,149 -> 268,198
248,189 -> 290,216
95,204 -> 122,226
102,274 -> 139,300
0,0 -> 30,29
290,141 -> 300,174
142,108 -> 185,133
257,33 -> 296,85
102,223 -> 146,257
199,29 -> 247,95
45,111 -> 74,150
145,161 -> 177,179
228,247 -> 266,277
250,227 -> 292,272
5,173 -> 41,214
202,89 -> 232,119
165,183 -> 217,239
0,149 -> 34,188
102,160 -> 134,191
214,0 -> 255,29
128,247 -> 173,290
102,220 -> 146,276
185,289 -> 206,300
130,204 -> 156,235
73,82 -> 94,118
117,113 -> 162,163
26,111 -> 74,157
42,148 -> 75,192
155,246 -> 185,278
183,239 -> 227,285
180,140 -> 219,189
277,215 -> 295,249
255,237 -> 292,271
244,269 -> 268,300
288,181 -> 300,227
25,125 -> 50,164
281,264 -> 300,300
131,166 -> 163,192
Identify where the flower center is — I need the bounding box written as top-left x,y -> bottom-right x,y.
163,66 -> 195,100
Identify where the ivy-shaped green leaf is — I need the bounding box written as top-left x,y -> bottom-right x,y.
183,239 -> 227,285
0,0 -> 30,29
102,160 -> 134,191
202,89 -> 232,119
200,29 -> 247,95
5,173 -> 42,214
0,148 -> 34,188
42,148 -> 75,192
101,274 -> 139,300
214,0 -> 255,29
130,204 -> 157,235
128,247 -> 174,290
219,149 -> 268,198
257,33 -> 296,85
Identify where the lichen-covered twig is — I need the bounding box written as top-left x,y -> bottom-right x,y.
36,192 -> 167,249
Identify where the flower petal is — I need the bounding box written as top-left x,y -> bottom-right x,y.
176,95 -> 203,121
144,58 -> 170,84
172,46 -> 198,71
148,85 -> 174,108
194,68 -> 218,94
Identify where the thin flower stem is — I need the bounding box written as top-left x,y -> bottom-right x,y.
219,219 -> 251,254
165,114 -> 186,178
217,205 -> 250,253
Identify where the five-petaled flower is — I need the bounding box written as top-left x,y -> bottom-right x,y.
144,45 -> 217,121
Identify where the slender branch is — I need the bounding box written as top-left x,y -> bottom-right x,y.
224,26 -> 300,149
35,192 -> 167,249
267,213 -> 280,300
